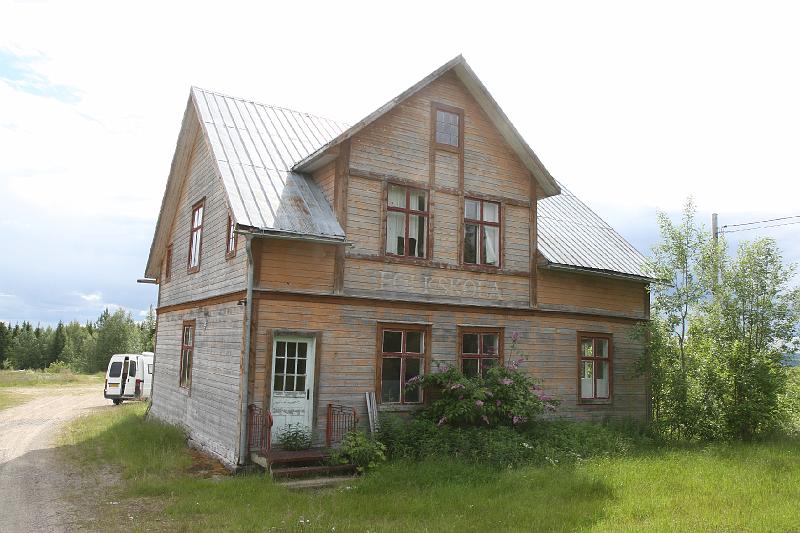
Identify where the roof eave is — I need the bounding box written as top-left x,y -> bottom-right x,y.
541,261 -> 656,284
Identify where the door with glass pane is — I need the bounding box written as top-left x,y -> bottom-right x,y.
270,336 -> 316,443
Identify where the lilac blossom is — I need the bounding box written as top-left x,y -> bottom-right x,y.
449,383 -> 465,390
496,400 -> 502,407
437,416 -> 448,427
475,400 -> 484,407
511,331 -> 520,342
499,378 -> 513,386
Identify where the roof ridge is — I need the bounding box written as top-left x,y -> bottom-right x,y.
191,86 -> 350,128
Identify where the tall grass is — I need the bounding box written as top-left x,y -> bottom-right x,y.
61,406 -> 800,532
0,369 -> 104,388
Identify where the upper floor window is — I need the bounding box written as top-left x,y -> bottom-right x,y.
433,104 -> 463,150
379,325 -> 426,404
460,328 -> 502,378
164,244 -> 173,282
579,334 -> 611,401
386,184 -> 428,259
225,214 -> 236,258
188,199 -> 204,273
464,198 -> 500,267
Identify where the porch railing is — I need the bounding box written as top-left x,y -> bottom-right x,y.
326,403 -> 359,447
247,404 -> 272,457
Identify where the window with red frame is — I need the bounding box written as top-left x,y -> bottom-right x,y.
460,329 -> 502,378
464,198 -> 500,266
386,184 -> 428,258
188,200 -> 204,272
579,334 -> 611,400
379,326 -> 425,404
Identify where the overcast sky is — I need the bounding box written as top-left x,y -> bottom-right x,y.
1,0 -> 798,326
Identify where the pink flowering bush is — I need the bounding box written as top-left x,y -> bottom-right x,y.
407,361 -> 559,429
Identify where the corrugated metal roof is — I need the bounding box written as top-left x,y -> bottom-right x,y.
185,87 -> 647,279
538,183 -> 649,279
192,87 -> 348,239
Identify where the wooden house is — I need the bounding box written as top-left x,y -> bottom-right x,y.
143,56 -> 652,469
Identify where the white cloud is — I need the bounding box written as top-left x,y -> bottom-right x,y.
0,0 -> 798,323
75,292 -> 102,303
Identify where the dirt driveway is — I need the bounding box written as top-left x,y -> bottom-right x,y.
0,386 -> 109,532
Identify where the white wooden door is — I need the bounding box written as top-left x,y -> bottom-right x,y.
270,336 -> 316,444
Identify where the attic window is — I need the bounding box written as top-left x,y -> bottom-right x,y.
188,199 -> 204,273
164,244 -> 173,282
225,214 -> 236,258
433,103 -> 463,150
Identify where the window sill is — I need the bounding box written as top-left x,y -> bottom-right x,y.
578,398 -> 612,406
433,142 -> 461,154
377,403 -> 422,413
382,254 -> 433,267
461,263 -> 502,273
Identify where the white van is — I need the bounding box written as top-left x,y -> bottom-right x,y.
104,352 -> 154,404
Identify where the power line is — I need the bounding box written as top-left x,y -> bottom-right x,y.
721,214 -> 800,229
720,220 -> 800,234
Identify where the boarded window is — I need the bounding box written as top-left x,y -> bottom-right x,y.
379,326 -> 426,404
386,185 -> 428,258
180,322 -> 195,389
188,200 -> 204,272
460,328 -> 503,378
579,334 -> 611,400
464,198 -> 501,266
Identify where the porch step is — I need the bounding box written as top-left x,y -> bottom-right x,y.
278,475 -> 357,490
271,463 -> 358,479
268,448 -> 330,466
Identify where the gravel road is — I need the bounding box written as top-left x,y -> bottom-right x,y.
0,386 -> 109,532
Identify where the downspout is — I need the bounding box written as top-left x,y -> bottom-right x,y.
238,234 -> 255,466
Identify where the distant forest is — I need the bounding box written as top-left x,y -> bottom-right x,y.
0,308 -> 156,373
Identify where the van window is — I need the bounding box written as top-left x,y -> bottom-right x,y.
109,361 -> 122,378
129,361 -> 137,377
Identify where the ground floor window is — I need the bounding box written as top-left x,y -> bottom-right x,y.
459,327 -> 503,378
180,321 -> 195,389
579,333 -> 611,400
378,324 -> 428,404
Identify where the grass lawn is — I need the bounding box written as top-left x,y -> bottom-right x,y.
0,369 -> 104,388
60,404 -> 800,532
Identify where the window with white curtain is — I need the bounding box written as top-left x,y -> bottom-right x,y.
463,198 -> 500,267
386,184 -> 428,258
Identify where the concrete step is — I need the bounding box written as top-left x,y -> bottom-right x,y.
271,463 -> 357,479
279,475 -> 357,490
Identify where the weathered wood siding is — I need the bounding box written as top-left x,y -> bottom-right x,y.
342,71 -> 539,307
150,302 -> 244,467
312,161 -> 336,208
159,136 -> 247,307
250,293 -> 648,444
257,239 -> 336,293
538,269 -> 647,319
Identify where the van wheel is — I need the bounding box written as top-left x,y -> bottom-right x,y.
113,399 -> 123,405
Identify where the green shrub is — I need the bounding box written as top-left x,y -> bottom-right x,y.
331,430 -> 386,472
377,414 -> 641,468
409,361 -> 558,428
44,360 -> 72,374
276,424 -> 311,451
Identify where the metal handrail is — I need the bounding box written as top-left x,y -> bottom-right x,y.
247,404 -> 272,457
326,403 -> 359,446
